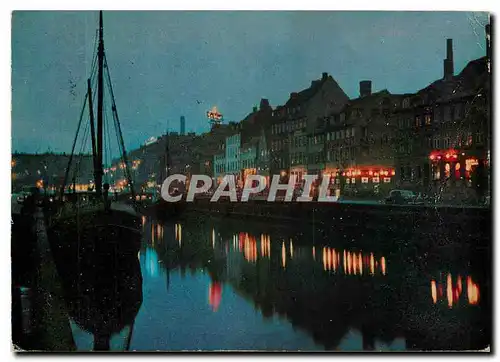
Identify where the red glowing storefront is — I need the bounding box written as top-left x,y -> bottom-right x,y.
322,166 -> 396,195
428,149 -> 482,184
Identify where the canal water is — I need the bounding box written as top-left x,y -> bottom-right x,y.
65,213 -> 490,351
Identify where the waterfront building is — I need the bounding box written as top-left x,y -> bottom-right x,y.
270,72 -> 350,182
392,35 -> 490,202
213,152 -> 226,184
240,140 -> 258,184
323,82 -> 406,196
11,152 -> 93,193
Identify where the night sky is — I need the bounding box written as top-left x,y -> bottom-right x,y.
12,11 -> 489,154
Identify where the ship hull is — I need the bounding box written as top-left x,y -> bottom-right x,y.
48,207 -> 143,269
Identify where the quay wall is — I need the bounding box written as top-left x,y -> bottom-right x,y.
152,199 -> 490,234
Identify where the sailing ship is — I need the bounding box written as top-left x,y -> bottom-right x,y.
48,11 -> 142,260
45,11 -> 143,351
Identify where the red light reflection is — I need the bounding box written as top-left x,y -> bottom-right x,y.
430,274 -> 480,307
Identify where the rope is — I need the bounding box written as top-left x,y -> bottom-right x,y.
59,92 -> 89,199
104,54 -> 137,204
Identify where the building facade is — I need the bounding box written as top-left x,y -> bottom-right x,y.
393,37 -> 490,202
322,82 -> 405,195
269,72 -> 350,182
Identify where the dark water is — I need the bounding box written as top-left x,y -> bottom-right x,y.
67,213 -> 491,351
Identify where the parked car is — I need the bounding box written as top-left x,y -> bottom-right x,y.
14,192 -> 28,204
385,189 -> 423,205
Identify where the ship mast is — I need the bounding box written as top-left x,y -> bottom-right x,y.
95,10 -> 105,197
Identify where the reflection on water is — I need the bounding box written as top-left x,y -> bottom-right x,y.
74,216 -> 489,351
208,281 -> 223,312
431,274 -> 480,308
135,217 -> 490,350
175,223 -> 182,246
322,248 -> 386,276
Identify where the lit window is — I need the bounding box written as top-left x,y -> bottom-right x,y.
372,177 -> 380,183
425,114 -> 432,125
455,163 -> 461,179
445,163 -> 451,178
433,165 -> 440,180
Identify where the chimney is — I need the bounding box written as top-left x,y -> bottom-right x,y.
252,106 -> 258,113
290,92 -> 298,99
322,72 -> 328,81
180,116 -> 185,135
443,38 -> 454,80
259,98 -> 270,110
359,80 -> 372,97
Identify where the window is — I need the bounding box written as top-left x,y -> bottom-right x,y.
415,116 -> 421,127
434,107 -> 441,123
425,114 -> 432,125
455,163 -> 461,179
432,165 -> 440,180
445,163 -> 451,178
467,132 -> 473,146
346,129 -> 350,138
454,103 -> 462,120
443,136 -> 450,149
476,133 -> 484,144
326,133 -> 330,141
444,106 -> 451,122
352,128 -> 355,138
433,138 -> 440,148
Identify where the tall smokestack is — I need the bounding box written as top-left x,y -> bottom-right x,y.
443,39 -> 454,80
180,116 -> 185,135
447,39 -> 453,62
